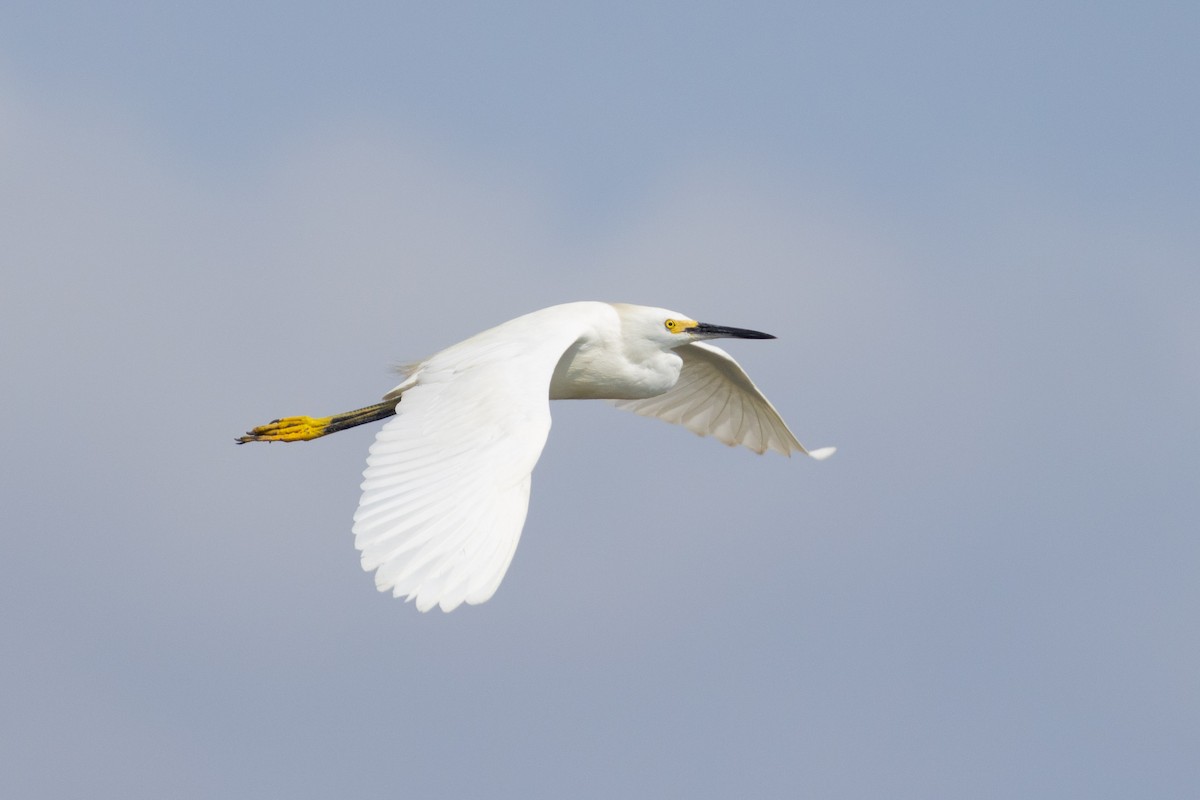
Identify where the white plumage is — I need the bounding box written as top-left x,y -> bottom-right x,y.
347,301 -> 833,612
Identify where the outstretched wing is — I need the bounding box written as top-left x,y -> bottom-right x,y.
611,341 -> 835,458
352,322 -> 582,613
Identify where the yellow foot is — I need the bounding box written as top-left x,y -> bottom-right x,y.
236,415 -> 333,443
236,401 -> 398,444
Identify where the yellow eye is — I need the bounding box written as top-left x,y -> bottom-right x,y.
665,319 -> 678,331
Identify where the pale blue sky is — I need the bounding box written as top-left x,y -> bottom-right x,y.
2,3 -> 1197,798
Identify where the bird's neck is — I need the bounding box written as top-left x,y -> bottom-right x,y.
549,339 -> 682,400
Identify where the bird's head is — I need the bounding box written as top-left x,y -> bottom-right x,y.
618,304 -> 776,349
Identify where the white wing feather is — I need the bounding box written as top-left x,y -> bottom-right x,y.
611,341 -> 835,458
352,322 -> 582,613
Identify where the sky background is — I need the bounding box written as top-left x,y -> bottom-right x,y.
2,2 -> 1197,797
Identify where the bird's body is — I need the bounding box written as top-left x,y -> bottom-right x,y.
240,301 -> 833,612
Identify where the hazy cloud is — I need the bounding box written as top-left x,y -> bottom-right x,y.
2,7 -> 1197,794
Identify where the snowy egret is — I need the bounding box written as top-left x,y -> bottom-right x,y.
238,301 -> 834,612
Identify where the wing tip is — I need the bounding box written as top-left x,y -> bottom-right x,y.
807,446 -> 837,461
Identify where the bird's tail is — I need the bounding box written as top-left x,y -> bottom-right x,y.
236,400 -> 397,444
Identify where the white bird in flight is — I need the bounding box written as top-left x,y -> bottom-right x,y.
239,301 -> 834,612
